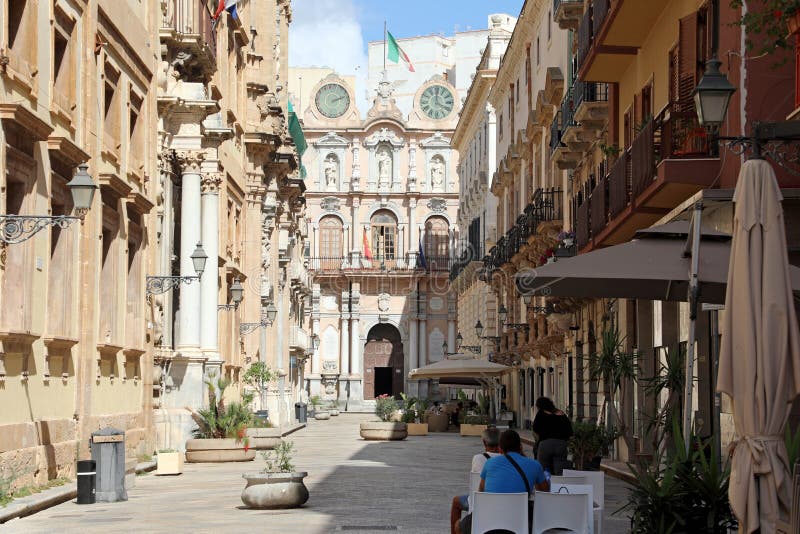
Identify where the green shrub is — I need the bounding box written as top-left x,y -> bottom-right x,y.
187,373 -> 252,443
261,441 -> 295,473
374,394 -> 397,422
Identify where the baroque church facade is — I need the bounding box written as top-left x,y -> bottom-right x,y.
301,72 -> 461,407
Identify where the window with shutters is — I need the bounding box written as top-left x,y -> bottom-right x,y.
526,45 -> 532,106
48,160 -> 75,338
6,0 -> 37,75
425,216 -> 449,263
52,7 -> 77,117
370,211 -> 396,261
103,63 -> 122,154
319,216 -> 343,260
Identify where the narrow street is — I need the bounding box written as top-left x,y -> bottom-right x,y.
5,415 -> 631,533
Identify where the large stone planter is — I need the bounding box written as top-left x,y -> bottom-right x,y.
314,410 -> 330,420
245,427 -> 282,450
185,439 -> 256,463
359,421 -> 408,441
407,423 -> 428,436
460,424 -> 488,437
155,451 -> 183,475
241,472 -> 309,509
329,409 -> 340,416
427,413 -> 449,432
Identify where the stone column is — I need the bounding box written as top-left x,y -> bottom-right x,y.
340,312 -> 350,376
418,301 -> 428,398
176,151 -> 203,351
408,199 -> 417,254
349,285 -> 362,402
408,298 -> 419,397
200,173 -> 222,359
447,293 -> 456,357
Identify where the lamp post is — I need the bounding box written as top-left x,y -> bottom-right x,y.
456,331 -> 482,355
0,163 -> 97,244
218,278 -> 244,310
498,303 -> 530,331
240,301 -> 279,336
146,242 -> 208,295
474,319 -> 501,349
311,333 -> 320,351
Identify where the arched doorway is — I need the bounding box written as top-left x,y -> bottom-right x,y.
363,324 -> 404,399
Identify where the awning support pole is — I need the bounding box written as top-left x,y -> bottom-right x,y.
683,201 -> 703,452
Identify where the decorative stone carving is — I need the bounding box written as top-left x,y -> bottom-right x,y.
320,197 -> 341,212
376,146 -> 392,190
322,360 -> 338,372
321,375 -> 337,395
323,154 -> 338,190
175,150 -> 204,173
378,293 -> 391,313
364,127 -> 405,148
427,198 -> 447,213
430,155 -> 445,190
201,173 -> 222,193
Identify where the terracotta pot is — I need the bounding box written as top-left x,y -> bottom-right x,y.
241,472 -> 309,509
185,438 -> 256,463
359,421 -> 408,441
406,423 -> 428,436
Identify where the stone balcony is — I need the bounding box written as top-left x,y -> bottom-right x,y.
289,326 -> 309,353
553,0 -> 585,31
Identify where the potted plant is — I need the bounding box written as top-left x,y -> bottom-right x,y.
309,395 -> 329,420
359,394 -> 408,440
185,374 -> 256,462
401,394 -> 428,436
731,0 -> 800,53
241,441 -> 309,509
243,361 -> 276,422
567,420 -> 619,470
557,230 -> 576,249
155,448 -> 183,476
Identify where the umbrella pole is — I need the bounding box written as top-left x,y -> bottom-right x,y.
683,201 -> 703,452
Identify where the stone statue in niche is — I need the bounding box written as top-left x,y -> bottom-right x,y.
324,155 -> 338,190
431,156 -> 445,191
376,146 -> 392,189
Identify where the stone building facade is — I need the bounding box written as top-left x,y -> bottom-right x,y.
153,0 -> 308,448
0,0 -> 159,488
0,0 -> 305,489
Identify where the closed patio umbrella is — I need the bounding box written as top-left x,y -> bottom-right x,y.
717,159 -> 800,533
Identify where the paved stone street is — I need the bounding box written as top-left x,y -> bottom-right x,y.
5,414 -> 631,533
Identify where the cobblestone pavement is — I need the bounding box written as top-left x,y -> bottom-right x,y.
5,414 -> 632,533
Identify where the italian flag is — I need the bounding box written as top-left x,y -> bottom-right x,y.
387,31 -> 415,73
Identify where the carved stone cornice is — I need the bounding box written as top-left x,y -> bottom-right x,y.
201,173 -> 223,194
175,150 -> 205,173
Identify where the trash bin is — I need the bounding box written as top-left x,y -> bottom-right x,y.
295,402 -> 307,423
254,410 -> 269,426
76,460 -> 96,504
90,428 -> 128,502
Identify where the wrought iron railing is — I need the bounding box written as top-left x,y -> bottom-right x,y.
576,198 -> 590,250
161,0 -> 216,60
608,151 -> 630,219
561,87 -> 576,131
577,5 -> 593,71
590,176 -> 607,238
593,0 -> 611,38
308,254 -> 453,273
550,111 -> 563,153
573,81 -> 609,110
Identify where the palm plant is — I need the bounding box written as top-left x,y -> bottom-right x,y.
640,343 -> 686,461
589,326 -> 637,455
187,373 -> 252,442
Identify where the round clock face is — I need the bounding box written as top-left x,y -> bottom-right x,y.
420,85 -> 455,120
315,83 -> 350,119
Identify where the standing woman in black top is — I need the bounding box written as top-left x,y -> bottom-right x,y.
532,397 -> 573,475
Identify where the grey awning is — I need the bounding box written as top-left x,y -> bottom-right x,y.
515,221 -> 800,304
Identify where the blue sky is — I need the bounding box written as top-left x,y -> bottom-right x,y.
353,1 -> 524,45
289,0 -> 523,109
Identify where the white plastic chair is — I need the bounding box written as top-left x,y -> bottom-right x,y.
472,492 -> 528,534
550,475 -> 587,486
467,471 -> 482,511
550,484 -> 594,534
563,469 -> 605,534
532,491 -> 591,534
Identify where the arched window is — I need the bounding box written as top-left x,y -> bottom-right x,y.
425,216 -> 449,268
319,216 -> 343,268
370,210 -> 397,263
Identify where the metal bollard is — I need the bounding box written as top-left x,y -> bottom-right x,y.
76,460 -> 96,504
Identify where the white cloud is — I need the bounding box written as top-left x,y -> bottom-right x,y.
289,0 -> 370,112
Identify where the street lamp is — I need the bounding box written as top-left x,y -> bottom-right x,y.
474,319 -> 501,348
455,333 -> 463,351
456,331 -> 482,355
0,163 -> 98,244
240,301 -> 279,336
692,57 -> 736,129
311,333 -> 320,351
218,277 -> 244,310
146,242 -> 207,295
498,303 -> 530,331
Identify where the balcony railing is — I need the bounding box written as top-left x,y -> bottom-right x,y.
573,105 -> 715,249
482,188 -> 564,271
593,0 -> 611,39
449,241 -> 485,281
561,87 -> 576,131
308,254 -> 454,273
573,80 -> 609,110
289,326 -> 308,352
550,111 -> 563,153
577,5 -> 593,71
161,0 -> 216,61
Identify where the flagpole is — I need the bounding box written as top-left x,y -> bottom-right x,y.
383,20 -> 387,74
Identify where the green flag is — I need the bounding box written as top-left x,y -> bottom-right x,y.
287,101 -> 307,157
387,31 -> 415,72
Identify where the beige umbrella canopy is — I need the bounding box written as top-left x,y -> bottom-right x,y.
717,159 -> 800,533
408,356 -> 512,380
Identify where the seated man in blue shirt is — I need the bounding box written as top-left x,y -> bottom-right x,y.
456,429 -> 549,534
